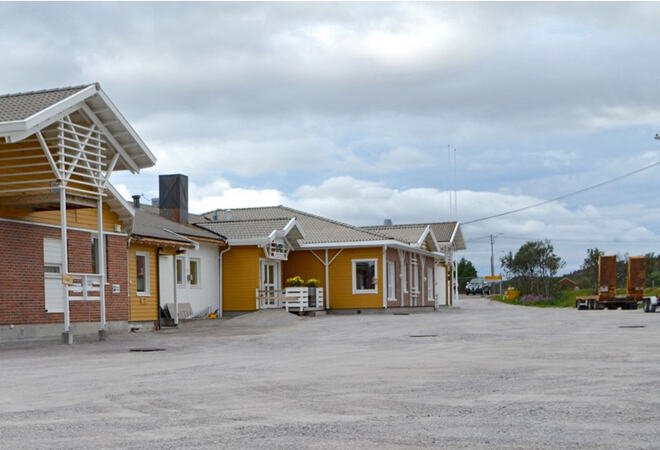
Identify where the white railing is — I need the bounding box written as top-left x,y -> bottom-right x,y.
255,287 -> 325,311
67,273 -> 103,301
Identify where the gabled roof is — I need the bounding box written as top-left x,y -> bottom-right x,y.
0,83 -> 156,173
196,205 -> 388,246
198,217 -> 293,241
131,204 -> 226,245
363,221 -> 466,251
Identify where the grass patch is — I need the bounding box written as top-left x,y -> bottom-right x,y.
488,289 -> 592,308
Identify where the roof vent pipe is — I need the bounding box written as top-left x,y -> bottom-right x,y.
225,210 -> 233,221
132,195 -> 140,208
383,218 -> 392,226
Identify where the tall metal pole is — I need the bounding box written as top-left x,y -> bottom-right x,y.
490,234 -> 495,276
97,195 -> 107,339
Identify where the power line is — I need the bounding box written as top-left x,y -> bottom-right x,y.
463,159 -> 660,225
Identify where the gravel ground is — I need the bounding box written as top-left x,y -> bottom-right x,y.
1,297 -> 659,449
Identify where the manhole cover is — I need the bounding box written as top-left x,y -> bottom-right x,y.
129,347 -> 166,352
619,325 -> 645,329
409,334 -> 438,338
393,313 -> 409,316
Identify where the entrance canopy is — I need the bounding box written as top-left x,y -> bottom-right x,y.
0,83 -> 156,212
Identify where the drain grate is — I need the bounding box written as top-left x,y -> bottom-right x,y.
619,325 -> 645,329
409,334 -> 438,338
393,313 -> 409,316
129,347 -> 166,352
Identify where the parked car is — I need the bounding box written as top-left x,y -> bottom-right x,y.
465,278 -> 490,295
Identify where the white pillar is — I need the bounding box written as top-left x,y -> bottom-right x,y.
324,249 -> 330,309
382,245 -> 387,308
97,195 -> 106,332
59,185 -> 71,339
173,254 -> 179,325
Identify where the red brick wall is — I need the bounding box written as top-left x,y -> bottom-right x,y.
0,221 -> 128,326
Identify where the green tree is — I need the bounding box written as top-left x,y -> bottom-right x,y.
581,248 -> 603,291
500,239 -> 565,298
457,257 -> 477,292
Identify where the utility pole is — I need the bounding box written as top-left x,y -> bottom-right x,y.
490,234 -> 495,276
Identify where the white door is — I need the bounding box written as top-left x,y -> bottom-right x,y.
435,264 -> 447,307
159,255 -> 175,308
260,260 -> 281,292
44,238 -> 64,313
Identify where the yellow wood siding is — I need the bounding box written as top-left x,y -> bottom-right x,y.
327,247 -> 383,309
282,250 -> 326,287
0,203 -> 122,232
222,246 -> 262,311
128,244 -> 160,322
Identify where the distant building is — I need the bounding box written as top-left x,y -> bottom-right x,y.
559,277 -> 580,290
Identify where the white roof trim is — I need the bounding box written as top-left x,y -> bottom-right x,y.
0,85 -> 97,134
106,183 -> 135,218
449,222 -> 460,246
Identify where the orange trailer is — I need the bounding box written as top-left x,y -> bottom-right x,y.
576,255 -> 644,310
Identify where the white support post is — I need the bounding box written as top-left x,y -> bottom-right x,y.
324,249 -> 330,310
382,245 -> 387,308
421,257 -> 426,306
59,185 -> 72,344
97,195 -> 107,340
173,255 -> 179,325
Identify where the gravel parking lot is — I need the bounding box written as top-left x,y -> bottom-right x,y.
1,297 -> 659,449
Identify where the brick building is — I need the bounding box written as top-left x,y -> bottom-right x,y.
0,83 -> 156,342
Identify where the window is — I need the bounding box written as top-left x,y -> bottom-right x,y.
44,264 -> 61,274
189,258 -> 200,287
176,257 -> 184,286
91,236 -> 108,277
412,258 -> 419,293
43,238 -> 65,313
136,252 -> 149,296
387,260 -> 396,300
427,266 -> 434,300
402,261 -> 408,293
352,259 -> 377,294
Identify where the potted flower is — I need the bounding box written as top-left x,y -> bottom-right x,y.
286,275 -> 304,287
306,278 -> 319,307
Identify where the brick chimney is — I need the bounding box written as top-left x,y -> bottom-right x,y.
159,174 -> 188,224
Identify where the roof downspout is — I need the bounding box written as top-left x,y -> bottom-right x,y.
382,245 -> 388,309
218,244 -> 231,319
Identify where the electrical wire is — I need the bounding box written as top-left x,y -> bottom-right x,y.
462,159 -> 660,225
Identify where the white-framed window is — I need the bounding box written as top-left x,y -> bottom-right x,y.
352,259 -> 377,294
44,238 -> 64,313
135,252 -> 150,296
402,261 -> 408,293
91,235 -> 108,277
387,260 -> 396,301
427,266 -> 434,300
189,258 -> 201,288
176,257 -> 185,286
412,257 -> 419,294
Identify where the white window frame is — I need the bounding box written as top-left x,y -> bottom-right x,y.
427,266 -> 434,301
135,251 -> 150,296
352,258 -> 378,295
402,261 -> 408,293
412,258 -> 420,294
176,256 -> 185,287
91,234 -> 109,278
387,260 -> 396,301
189,257 -> 201,289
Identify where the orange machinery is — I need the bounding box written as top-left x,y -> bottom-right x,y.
576,255 -> 645,310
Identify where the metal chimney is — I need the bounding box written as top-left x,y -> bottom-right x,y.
383,218 -> 393,226
132,195 -> 140,208
225,210 -> 233,221
159,174 -> 188,224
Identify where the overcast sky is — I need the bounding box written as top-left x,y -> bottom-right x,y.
2,2 -> 660,275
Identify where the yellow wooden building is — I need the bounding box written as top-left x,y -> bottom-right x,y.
194,206 -> 464,312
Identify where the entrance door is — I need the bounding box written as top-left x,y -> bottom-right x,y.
260,260 -> 281,307
435,264 -> 447,307
159,254 -> 175,309
260,260 -> 281,292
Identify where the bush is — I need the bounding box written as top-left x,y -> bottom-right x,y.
286,276 -> 304,287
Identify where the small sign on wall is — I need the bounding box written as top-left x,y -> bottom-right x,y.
112,284 -> 120,294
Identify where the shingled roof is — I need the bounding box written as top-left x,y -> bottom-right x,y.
0,83 -> 156,172
196,206 -> 387,245
132,204 -> 225,244
364,221 -> 466,250
0,85 -> 90,122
